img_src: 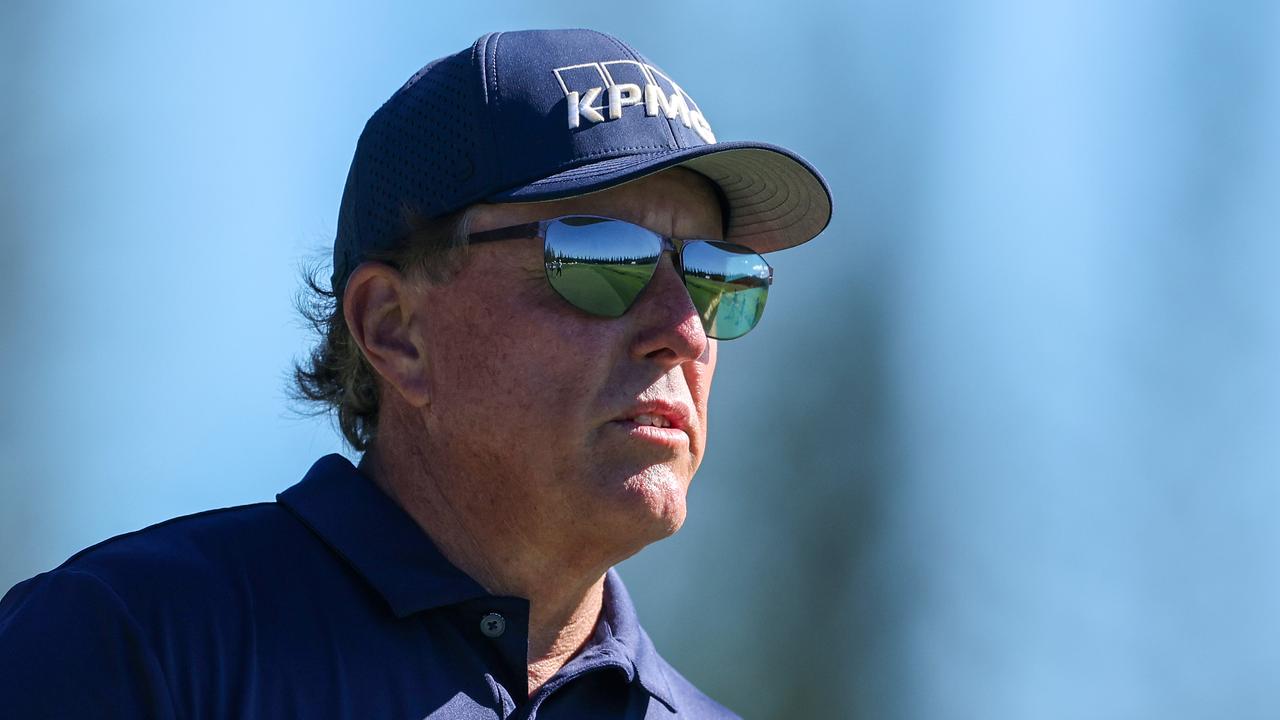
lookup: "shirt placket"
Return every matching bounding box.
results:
[456,597,531,717]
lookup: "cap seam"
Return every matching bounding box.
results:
[527,147,669,177]
[488,31,506,186]
[594,30,680,148]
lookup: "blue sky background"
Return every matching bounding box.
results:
[3,2,1278,717]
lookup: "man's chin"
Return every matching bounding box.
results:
[617,464,689,539]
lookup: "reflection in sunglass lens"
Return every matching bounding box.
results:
[542,217,773,340]
[544,218,660,317]
[681,241,771,340]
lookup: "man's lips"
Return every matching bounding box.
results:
[608,419,690,448]
[611,400,693,433]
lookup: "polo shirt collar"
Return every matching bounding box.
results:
[277,453,491,616]
[601,569,680,712]
[278,454,679,712]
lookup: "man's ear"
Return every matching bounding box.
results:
[342,262,431,407]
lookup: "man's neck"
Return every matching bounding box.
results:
[523,579,605,695]
[358,446,610,696]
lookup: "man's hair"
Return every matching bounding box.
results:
[292,208,475,451]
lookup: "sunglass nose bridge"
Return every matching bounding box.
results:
[659,236,685,274]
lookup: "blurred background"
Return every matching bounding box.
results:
[3,1,1278,718]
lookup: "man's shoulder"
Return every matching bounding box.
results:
[3,501,320,620]
[659,662,742,719]
[604,570,742,719]
[64,501,299,579]
[0,501,334,717]
[639,628,742,719]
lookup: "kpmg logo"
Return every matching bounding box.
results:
[552,60,716,144]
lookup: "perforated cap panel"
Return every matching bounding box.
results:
[333,49,489,289]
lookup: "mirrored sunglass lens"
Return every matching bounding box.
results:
[544,217,661,317]
[681,241,772,340]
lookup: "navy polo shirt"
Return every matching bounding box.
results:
[0,454,738,719]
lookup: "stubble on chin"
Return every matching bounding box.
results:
[618,463,690,540]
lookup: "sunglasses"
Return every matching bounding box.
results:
[467,215,774,340]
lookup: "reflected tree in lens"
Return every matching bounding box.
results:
[682,241,772,339]
[545,217,661,316]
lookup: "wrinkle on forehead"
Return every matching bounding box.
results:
[467,167,724,241]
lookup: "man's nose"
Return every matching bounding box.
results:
[627,253,709,366]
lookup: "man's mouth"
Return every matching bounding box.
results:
[631,413,672,429]
[613,401,691,433]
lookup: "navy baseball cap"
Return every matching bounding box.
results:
[332,28,833,291]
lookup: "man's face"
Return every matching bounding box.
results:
[405,167,721,561]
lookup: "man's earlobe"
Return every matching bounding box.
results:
[343,263,432,407]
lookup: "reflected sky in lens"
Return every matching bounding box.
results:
[682,241,772,285]
[545,217,661,266]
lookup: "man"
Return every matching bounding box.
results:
[0,29,830,718]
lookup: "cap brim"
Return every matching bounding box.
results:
[485,141,832,254]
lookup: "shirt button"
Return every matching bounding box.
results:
[480,612,506,638]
